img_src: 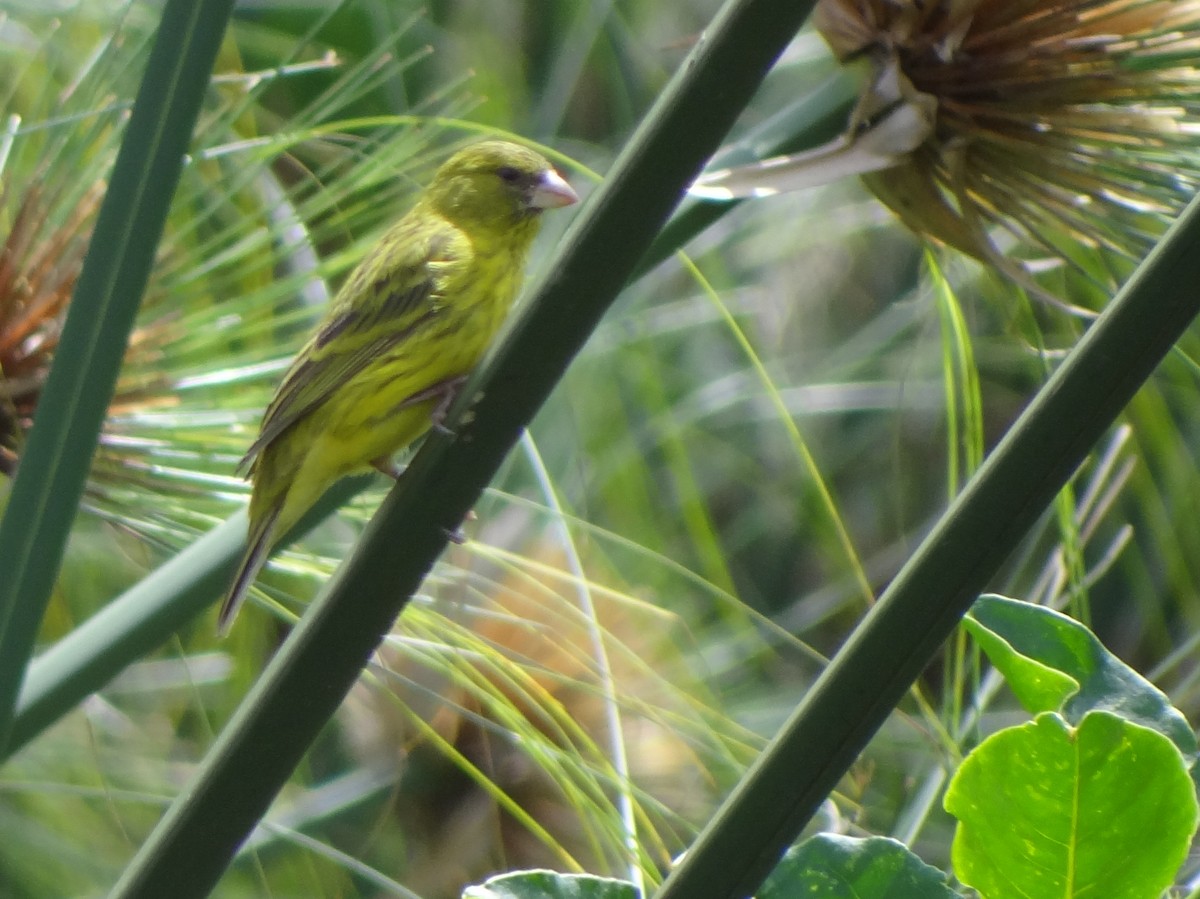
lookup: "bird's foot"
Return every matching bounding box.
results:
[372,458,404,480]
[428,375,469,435]
[395,375,469,437]
[443,510,478,545]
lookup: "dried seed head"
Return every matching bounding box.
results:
[696,0,1200,268]
[825,0,1200,260]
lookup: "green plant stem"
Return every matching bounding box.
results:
[109,0,819,895]
[0,0,235,754]
[4,478,366,760]
[655,191,1200,899]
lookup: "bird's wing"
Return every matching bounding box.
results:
[240,224,451,471]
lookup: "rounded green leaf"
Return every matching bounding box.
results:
[946,710,1198,899]
[962,601,1078,713]
[966,595,1197,759]
[463,870,639,899]
[760,834,956,898]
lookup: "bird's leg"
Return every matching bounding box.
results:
[442,510,478,545]
[372,458,403,480]
[397,375,469,436]
[375,377,470,480]
[427,375,468,435]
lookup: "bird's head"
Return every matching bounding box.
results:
[425,140,578,234]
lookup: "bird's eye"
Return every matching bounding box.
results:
[495,166,523,184]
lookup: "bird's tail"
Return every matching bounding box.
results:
[218,506,280,636]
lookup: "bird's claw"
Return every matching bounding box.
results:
[372,458,403,480]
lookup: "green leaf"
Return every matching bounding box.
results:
[759,834,957,899]
[946,710,1198,899]
[462,870,638,899]
[965,594,1197,758]
[963,611,1078,713]
[0,0,236,751]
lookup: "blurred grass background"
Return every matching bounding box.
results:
[3,0,1200,895]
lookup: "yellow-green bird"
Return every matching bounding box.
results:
[219,140,578,633]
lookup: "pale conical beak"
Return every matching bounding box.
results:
[530,169,578,209]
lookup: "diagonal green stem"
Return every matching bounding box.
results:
[654,190,1200,899]
[0,0,235,753]
[108,0,819,895]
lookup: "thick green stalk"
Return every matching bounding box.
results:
[109,0,819,895]
[0,0,235,753]
[655,191,1200,898]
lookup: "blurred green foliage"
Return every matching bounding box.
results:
[3,0,1200,896]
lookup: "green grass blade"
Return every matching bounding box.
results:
[654,191,1200,899]
[5,514,244,756]
[0,0,236,752]
[3,477,366,759]
[108,0,819,895]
